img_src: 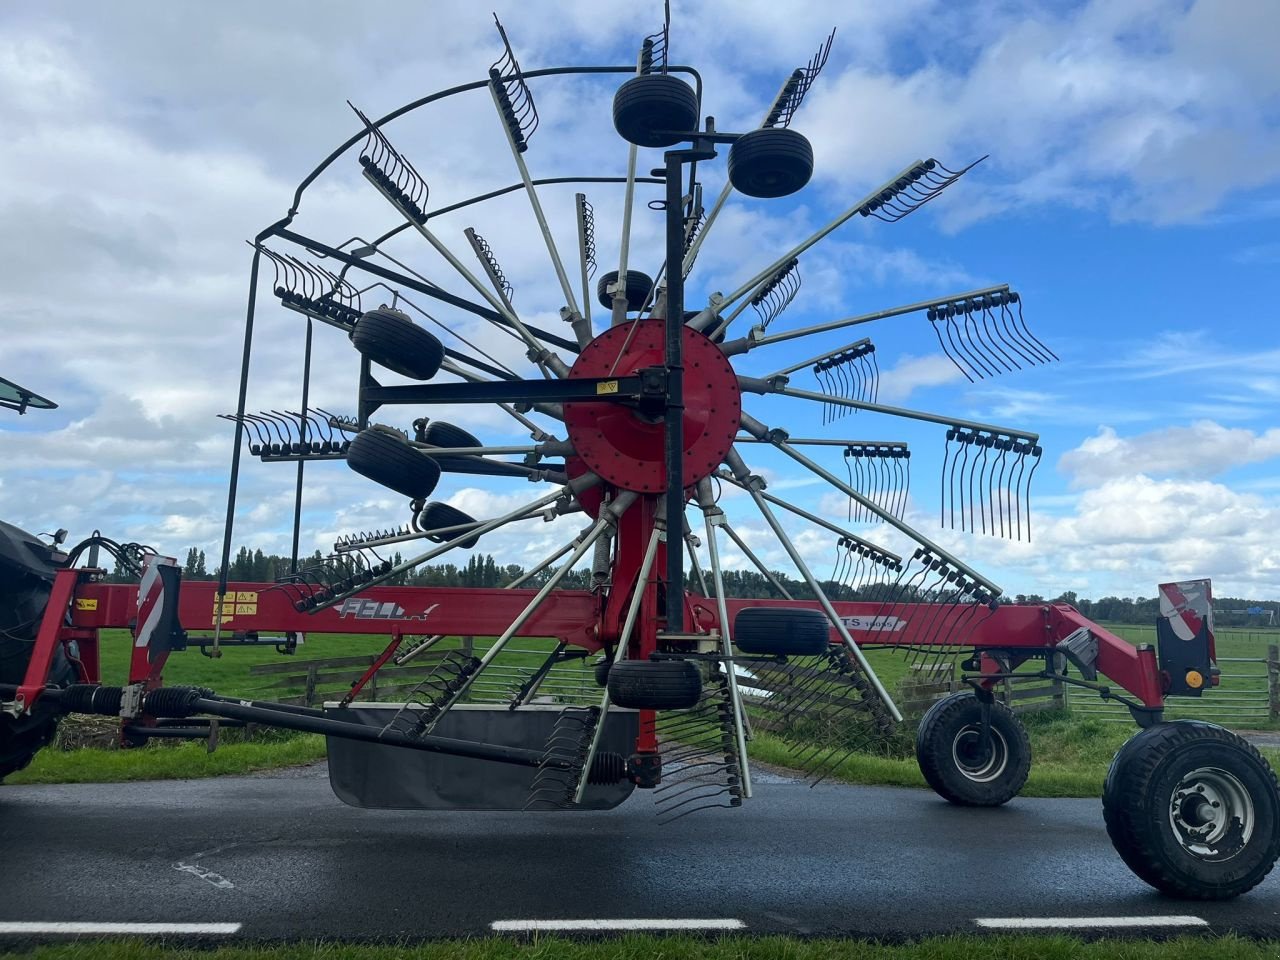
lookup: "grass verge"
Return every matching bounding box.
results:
[2,934,1278,960]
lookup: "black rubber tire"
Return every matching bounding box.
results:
[0,640,75,783]
[352,307,444,381]
[728,128,814,198]
[612,74,699,148]
[916,692,1031,806]
[1103,721,1280,900]
[423,421,481,450]
[346,427,441,499]
[417,502,480,549]
[608,660,702,710]
[594,657,612,688]
[734,607,831,656]
[596,270,654,312]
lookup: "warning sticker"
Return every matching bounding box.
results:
[75,598,98,611]
[595,380,619,395]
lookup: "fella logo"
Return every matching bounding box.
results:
[337,599,440,621]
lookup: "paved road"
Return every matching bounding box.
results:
[1,764,1277,942]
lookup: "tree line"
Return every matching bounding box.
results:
[118,548,1277,628]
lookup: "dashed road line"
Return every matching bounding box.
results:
[491,918,746,932]
[0,922,242,936]
[976,916,1207,930]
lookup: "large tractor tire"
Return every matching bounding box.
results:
[0,520,73,782]
[1103,720,1280,900]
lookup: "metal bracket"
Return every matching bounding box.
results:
[1056,627,1099,681]
[119,684,145,720]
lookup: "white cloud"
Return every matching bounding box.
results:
[1060,422,1280,487]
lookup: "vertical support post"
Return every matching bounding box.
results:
[290,317,314,574]
[663,151,685,631]
[1269,644,1279,722]
[215,246,263,658]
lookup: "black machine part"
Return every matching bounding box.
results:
[1157,617,1216,698]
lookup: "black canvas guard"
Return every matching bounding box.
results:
[324,703,638,810]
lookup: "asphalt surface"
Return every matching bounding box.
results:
[1,762,1278,942]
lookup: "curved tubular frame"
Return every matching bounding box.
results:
[219,65,704,607]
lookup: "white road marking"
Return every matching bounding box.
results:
[174,861,235,889]
[0,923,242,936]
[491,918,746,932]
[976,916,1207,930]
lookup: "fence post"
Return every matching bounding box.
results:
[370,655,379,703]
[304,664,318,707]
[461,636,474,656]
[1269,644,1278,722]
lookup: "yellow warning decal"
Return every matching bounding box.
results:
[595,380,619,395]
[235,603,257,615]
[214,591,258,611]
[211,614,234,626]
[75,598,98,611]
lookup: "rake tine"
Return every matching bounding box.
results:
[976,300,1020,372]
[999,295,1049,364]
[844,448,855,522]
[957,306,998,379]
[948,307,990,380]
[988,297,1037,367]
[950,434,967,531]
[1014,293,1059,362]
[929,309,974,383]
[1025,443,1042,541]
[1011,443,1027,541]
[966,300,1014,374]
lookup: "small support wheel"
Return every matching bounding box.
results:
[916,691,1031,806]
[612,74,699,148]
[1103,721,1280,900]
[728,128,814,198]
[352,307,444,381]
[596,270,653,312]
[733,606,831,656]
[423,421,481,450]
[607,659,702,710]
[346,427,441,500]
[416,502,480,549]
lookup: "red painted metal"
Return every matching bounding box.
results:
[17,568,81,710]
[563,321,741,494]
[54,581,1167,710]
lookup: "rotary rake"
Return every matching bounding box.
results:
[3,10,1278,904]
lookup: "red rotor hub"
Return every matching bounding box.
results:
[563,320,741,495]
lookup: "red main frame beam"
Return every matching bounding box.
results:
[54,579,1167,709]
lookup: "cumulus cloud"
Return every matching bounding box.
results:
[1060,422,1280,487]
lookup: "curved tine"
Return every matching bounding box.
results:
[966,302,1012,375]
[270,409,305,441]
[930,314,973,384]
[979,302,1022,371]
[1016,296,1059,362]
[979,439,994,536]
[939,434,951,530]
[243,413,281,447]
[844,449,856,523]
[218,413,262,449]
[869,450,884,516]
[996,442,1012,539]
[292,409,330,445]
[1002,299,1050,364]
[1011,444,1028,541]
[849,449,864,521]
[283,254,317,301]
[968,300,1014,374]
[854,352,870,405]
[815,365,832,425]
[968,438,984,535]
[999,444,1015,541]
[951,436,968,532]
[845,353,862,409]
[1024,445,1043,541]
[943,313,980,382]
[970,440,985,536]
[260,410,298,445]
[991,299,1037,366]
[958,307,998,379]
[977,442,998,537]
[259,246,288,293]
[312,262,345,301]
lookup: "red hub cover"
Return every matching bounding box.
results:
[563,320,741,495]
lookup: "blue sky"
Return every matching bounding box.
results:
[1,0,1277,602]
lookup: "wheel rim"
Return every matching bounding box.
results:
[1168,766,1255,860]
[951,724,1009,783]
